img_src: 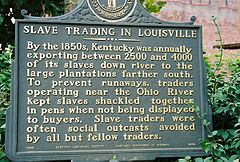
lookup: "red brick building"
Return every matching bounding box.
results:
[154,0,240,55]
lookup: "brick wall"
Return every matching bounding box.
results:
[167,0,238,10]
[154,0,240,55]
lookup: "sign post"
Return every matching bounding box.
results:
[6,0,210,161]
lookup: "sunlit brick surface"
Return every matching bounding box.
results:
[155,0,240,55]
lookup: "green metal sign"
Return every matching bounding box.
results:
[6,0,210,161]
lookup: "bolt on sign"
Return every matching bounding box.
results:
[6,0,210,161]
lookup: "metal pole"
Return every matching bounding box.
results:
[209,0,211,5]
[190,0,192,4]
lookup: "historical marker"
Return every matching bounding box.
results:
[6,0,210,161]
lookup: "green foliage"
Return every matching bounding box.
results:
[0,45,13,161]
[139,0,166,14]
[201,53,240,158]
[0,0,65,49]
[181,16,240,162]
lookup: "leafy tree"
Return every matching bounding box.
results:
[0,0,65,49]
[140,0,166,14]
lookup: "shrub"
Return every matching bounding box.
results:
[178,16,240,162]
[0,45,13,161]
